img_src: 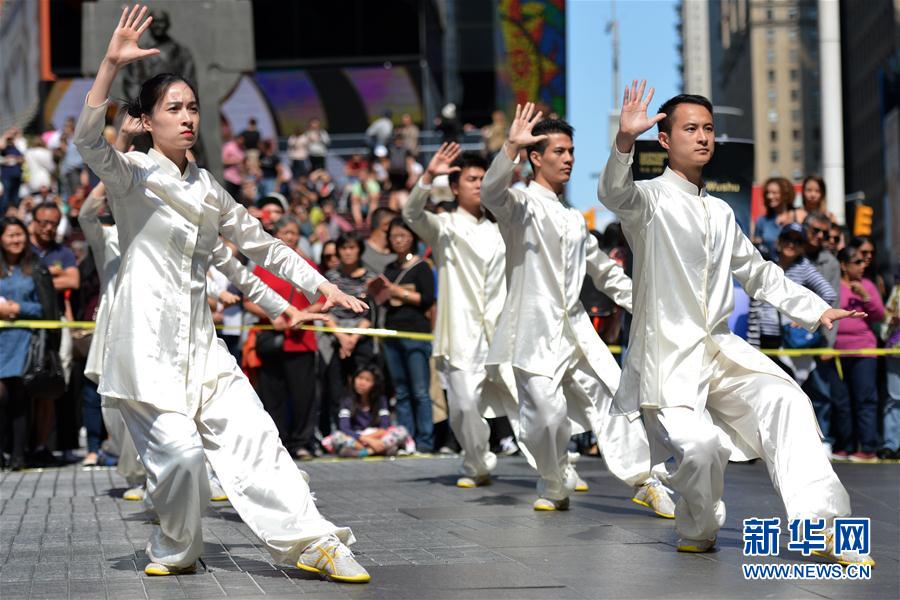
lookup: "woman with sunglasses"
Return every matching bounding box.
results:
[318,233,375,437]
[848,236,887,299]
[832,247,885,462]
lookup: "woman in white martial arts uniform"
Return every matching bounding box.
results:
[480,103,674,515]
[599,80,873,566]
[402,143,524,488]
[81,118,294,502]
[81,179,307,503]
[74,6,370,582]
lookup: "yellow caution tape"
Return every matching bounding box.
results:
[0,320,99,329]
[0,319,435,341]
[588,345,900,357]
[2,321,899,355]
[759,347,900,357]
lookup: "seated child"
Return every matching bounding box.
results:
[322,365,410,457]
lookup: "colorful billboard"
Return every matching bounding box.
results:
[496,0,566,117]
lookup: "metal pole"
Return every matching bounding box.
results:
[442,0,459,106]
[419,0,436,128]
[818,0,846,224]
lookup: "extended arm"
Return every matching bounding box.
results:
[215,182,365,314]
[480,150,520,223]
[210,240,289,320]
[75,5,158,197]
[585,232,633,313]
[598,80,664,226]
[481,103,545,222]
[403,142,458,244]
[402,181,443,244]
[730,216,861,331]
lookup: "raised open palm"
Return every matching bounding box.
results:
[619,80,665,139]
[104,5,159,67]
[507,103,547,148]
[426,142,462,177]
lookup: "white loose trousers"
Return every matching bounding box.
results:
[101,403,145,488]
[118,342,352,568]
[642,348,850,541]
[514,349,653,501]
[445,366,497,478]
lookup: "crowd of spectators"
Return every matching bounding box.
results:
[747,175,899,461]
[0,113,898,472]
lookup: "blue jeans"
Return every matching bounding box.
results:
[832,357,879,453]
[383,338,433,452]
[802,358,844,445]
[257,177,276,199]
[1,175,21,214]
[884,357,900,451]
[81,378,103,453]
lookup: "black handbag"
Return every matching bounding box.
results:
[255,329,285,359]
[22,329,66,400]
[255,289,293,359]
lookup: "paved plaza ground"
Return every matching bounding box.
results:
[1,454,897,599]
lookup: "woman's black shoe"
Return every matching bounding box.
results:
[876,447,895,460]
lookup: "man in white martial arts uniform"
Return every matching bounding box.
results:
[599,80,874,566]
[481,103,674,514]
[403,143,526,488]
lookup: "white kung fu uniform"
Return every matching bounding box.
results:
[481,149,656,501]
[403,178,524,478]
[74,98,352,569]
[82,189,290,489]
[78,191,132,473]
[598,145,851,542]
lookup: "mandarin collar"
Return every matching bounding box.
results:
[455,207,485,225]
[659,167,707,197]
[527,180,564,203]
[148,148,196,181]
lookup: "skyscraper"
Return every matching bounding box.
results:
[708,0,822,183]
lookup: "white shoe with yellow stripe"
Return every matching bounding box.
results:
[811,529,876,567]
[296,535,370,583]
[632,479,675,519]
[144,562,197,576]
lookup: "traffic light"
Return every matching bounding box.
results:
[853,205,873,237]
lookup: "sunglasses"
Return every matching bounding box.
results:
[828,235,841,243]
[808,226,829,237]
[322,253,337,260]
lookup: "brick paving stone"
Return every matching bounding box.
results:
[1,457,897,599]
